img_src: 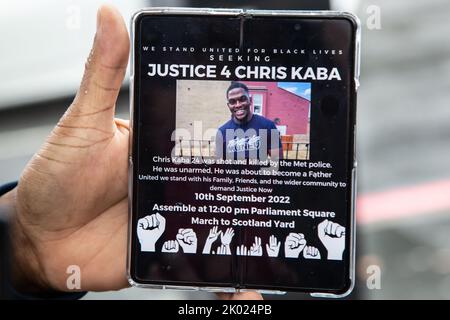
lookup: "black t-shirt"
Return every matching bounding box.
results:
[216,114,282,160]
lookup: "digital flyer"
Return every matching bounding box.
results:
[130,11,358,294]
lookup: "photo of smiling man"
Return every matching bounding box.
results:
[215,81,283,160]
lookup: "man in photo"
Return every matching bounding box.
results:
[216,81,282,160]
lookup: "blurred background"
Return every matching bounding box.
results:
[1,0,450,300]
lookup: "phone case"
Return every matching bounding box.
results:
[127,7,360,298]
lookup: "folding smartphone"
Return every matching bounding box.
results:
[128,8,360,297]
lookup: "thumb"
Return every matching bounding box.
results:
[60,5,129,135]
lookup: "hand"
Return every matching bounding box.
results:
[249,237,263,257]
[202,226,221,254]
[284,233,307,258]
[318,219,346,260]
[207,226,221,242]
[236,245,248,256]
[176,228,198,254]
[137,213,166,252]
[8,5,130,292]
[302,246,321,260]
[216,244,231,255]
[265,235,281,257]
[220,227,234,246]
[162,240,179,253]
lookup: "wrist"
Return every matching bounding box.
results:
[1,188,51,293]
[140,242,156,252]
[327,251,344,260]
[202,242,212,254]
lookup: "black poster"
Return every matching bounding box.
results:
[129,9,359,296]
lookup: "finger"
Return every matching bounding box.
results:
[61,5,130,137]
[325,221,333,235]
[216,292,263,301]
[181,228,194,236]
[144,217,152,229]
[272,236,278,246]
[156,213,165,229]
[337,226,346,237]
[287,240,296,248]
[290,233,302,241]
[330,222,338,236]
[185,236,196,244]
[289,233,303,242]
[150,215,157,227]
[185,231,197,239]
[115,118,130,135]
[138,218,148,229]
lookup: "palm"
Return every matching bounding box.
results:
[17,119,130,291]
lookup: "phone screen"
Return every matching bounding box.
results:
[129,10,358,295]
